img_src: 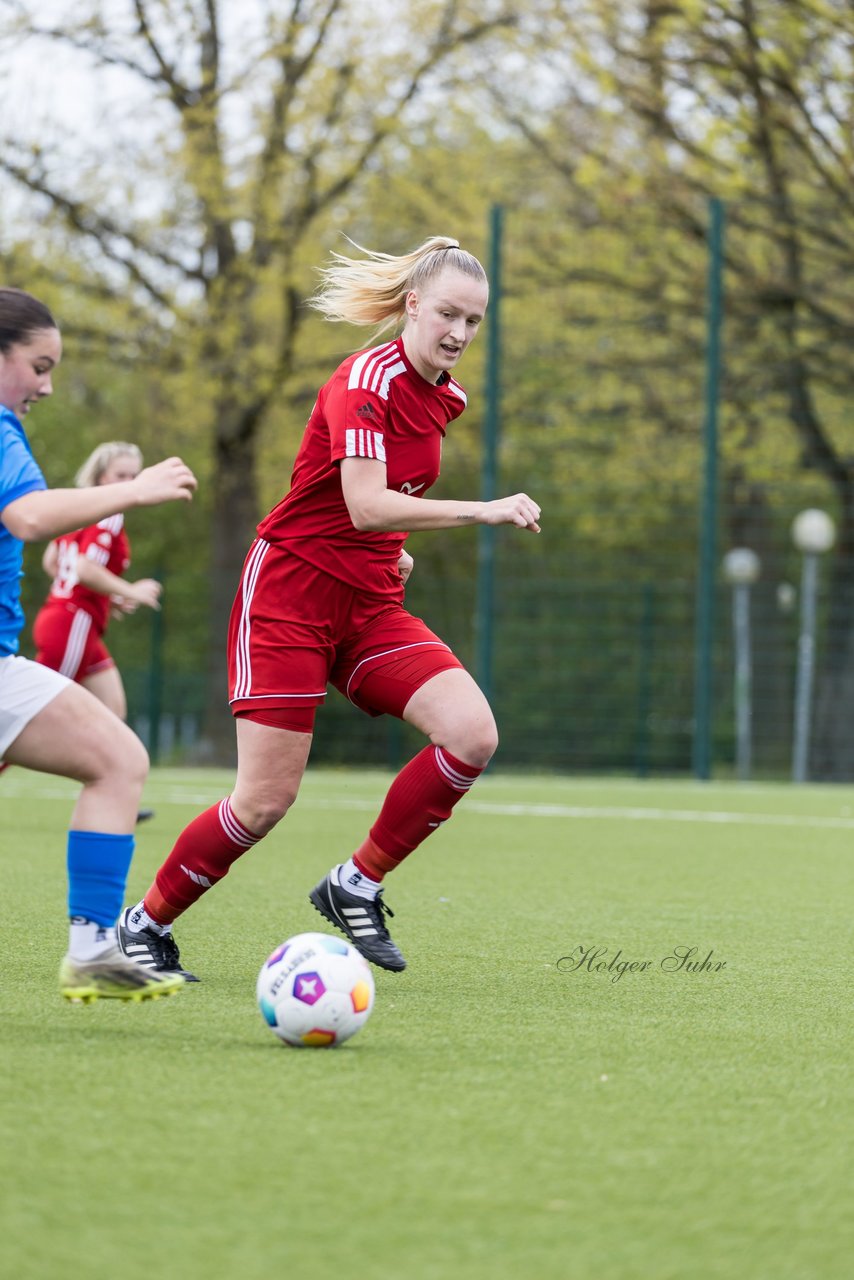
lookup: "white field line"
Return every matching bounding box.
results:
[465,802,854,830]
[5,780,854,831]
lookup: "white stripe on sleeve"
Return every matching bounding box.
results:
[345,428,386,461]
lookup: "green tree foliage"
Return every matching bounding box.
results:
[491,0,854,775]
[4,1,854,774]
[0,0,519,752]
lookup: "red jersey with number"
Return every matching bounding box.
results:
[257,338,468,600]
[43,515,130,633]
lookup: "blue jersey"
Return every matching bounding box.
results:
[0,406,47,655]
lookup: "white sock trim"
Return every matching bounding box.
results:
[337,859,382,899]
[124,902,170,936]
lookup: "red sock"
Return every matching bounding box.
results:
[353,745,483,880]
[146,798,261,923]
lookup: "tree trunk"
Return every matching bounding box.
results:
[197,410,260,763]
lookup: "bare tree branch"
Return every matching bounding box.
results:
[132,0,188,104]
[0,151,204,301]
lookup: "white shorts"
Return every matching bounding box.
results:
[0,654,70,757]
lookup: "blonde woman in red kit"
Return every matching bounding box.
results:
[119,237,541,980]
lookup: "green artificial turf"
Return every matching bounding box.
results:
[1,767,852,1279]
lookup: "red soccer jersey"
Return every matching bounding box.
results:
[257,338,468,599]
[45,514,130,632]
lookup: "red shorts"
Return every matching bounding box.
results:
[228,540,464,730]
[32,603,114,682]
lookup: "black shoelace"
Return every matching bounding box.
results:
[368,892,395,937]
[153,932,181,969]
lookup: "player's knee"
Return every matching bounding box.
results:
[234,787,299,837]
[468,725,499,769]
[443,719,499,770]
[127,735,150,784]
[90,724,149,787]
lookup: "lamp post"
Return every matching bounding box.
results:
[722,548,760,781]
[791,508,835,783]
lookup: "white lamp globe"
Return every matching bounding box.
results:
[722,547,761,585]
[792,508,835,554]
[776,581,797,614]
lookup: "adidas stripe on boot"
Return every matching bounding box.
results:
[309,866,406,972]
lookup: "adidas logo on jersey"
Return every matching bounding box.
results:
[356,402,376,419]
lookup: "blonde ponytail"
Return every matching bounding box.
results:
[308,235,487,337]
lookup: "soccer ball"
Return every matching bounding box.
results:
[256,932,375,1048]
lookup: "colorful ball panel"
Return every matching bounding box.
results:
[256,931,376,1048]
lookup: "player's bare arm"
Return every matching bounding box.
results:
[341,458,541,534]
[41,540,58,577]
[2,456,197,542]
[75,558,163,610]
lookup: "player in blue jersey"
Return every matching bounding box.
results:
[0,286,197,1002]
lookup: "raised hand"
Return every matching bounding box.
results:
[125,577,163,610]
[131,457,197,506]
[480,493,541,533]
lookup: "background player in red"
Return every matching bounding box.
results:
[34,442,162,723]
[119,235,541,979]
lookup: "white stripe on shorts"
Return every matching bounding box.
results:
[232,538,271,701]
[344,640,453,705]
[58,608,93,679]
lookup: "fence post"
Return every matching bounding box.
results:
[634,583,655,778]
[475,204,503,706]
[148,570,164,764]
[692,196,725,780]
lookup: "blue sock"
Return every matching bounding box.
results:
[67,830,135,928]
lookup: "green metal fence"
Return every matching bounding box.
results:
[15,195,854,780]
[13,508,815,780]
